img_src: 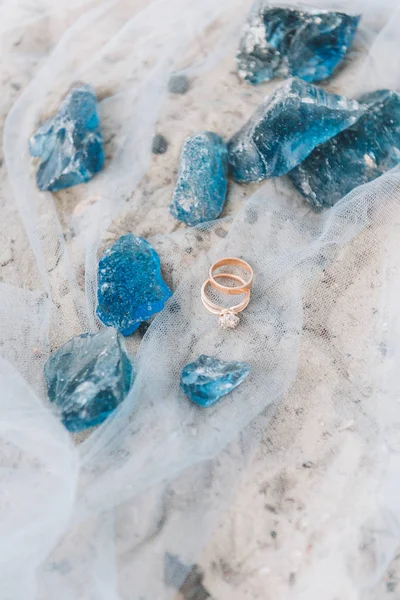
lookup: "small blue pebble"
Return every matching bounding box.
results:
[96,234,172,336]
[180,354,250,407]
[29,83,104,192]
[44,328,134,432]
[170,132,228,226]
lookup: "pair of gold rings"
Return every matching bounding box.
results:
[201,257,253,329]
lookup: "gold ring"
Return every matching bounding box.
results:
[201,273,250,330]
[209,257,253,295]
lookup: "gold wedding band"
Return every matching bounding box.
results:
[209,258,253,295]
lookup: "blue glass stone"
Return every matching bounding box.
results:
[29,83,104,192]
[228,77,363,183]
[170,132,228,226]
[237,5,360,85]
[96,234,172,336]
[180,354,250,407]
[288,89,400,209]
[44,328,134,432]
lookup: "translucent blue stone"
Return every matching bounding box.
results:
[44,328,134,432]
[170,132,228,226]
[96,234,172,336]
[180,354,250,407]
[288,89,400,209]
[29,83,104,192]
[228,77,363,183]
[237,5,360,85]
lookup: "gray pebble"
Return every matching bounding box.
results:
[168,74,190,95]
[152,134,168,155]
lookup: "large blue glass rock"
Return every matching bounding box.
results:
[29,83,104,192]
[288,89,400,209]
[180,354,250,407]
[170,132,228,226]
[97,234,172,336]
[228,77,363,183]
[44,328,134,432]
[237,5,360,85]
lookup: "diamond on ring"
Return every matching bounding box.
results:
[219,312,240,330]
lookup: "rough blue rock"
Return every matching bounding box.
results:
[180,354,250,407]
[44,328,134,432]
[228,77,363,183]
[288,89,400,209]
[237,5,360,85]
[29,83,104,191]
[97,234,172,335]
[170,132,228,226]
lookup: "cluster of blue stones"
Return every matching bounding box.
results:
[228,77,363,182]
[288,89,400,209]
[38,6,400,429]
